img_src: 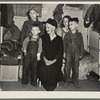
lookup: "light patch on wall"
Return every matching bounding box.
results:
[42,8,48,14]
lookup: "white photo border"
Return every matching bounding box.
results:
[0,1,100,99]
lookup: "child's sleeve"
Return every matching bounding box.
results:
[55,37,64,60]
[63,33,67,54]
[79,33,84,57]
[39,23,44,36]
[37,38,42,59]
[20,22,27,46]
[22,37,29,52]
[56,27,63,37]
[38,38,42,54]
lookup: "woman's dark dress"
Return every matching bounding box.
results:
[38,33,63,91]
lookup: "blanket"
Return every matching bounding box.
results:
[79,55,98,80]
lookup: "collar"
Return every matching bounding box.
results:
[30,18,38,22]
[69,29,78,34]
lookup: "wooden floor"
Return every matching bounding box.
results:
[0,79,100,91]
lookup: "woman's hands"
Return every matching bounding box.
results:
[43,57,57,66]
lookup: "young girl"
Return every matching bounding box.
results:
[56,15,71,39]
[22,23,42,87]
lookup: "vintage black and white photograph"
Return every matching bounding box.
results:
[0,2,100,93]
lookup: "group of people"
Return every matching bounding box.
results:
[20,7,84,91]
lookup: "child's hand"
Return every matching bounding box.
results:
[23,50,26,56]
[37,53,41,61]
[63,53,66,58]
[79,56,82,60]
[80,56,82,59]
[61,64,65,75]
[22,48,26,55]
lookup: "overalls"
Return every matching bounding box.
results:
[22,37,39,86]
[64,31,83,84]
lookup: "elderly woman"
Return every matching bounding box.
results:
[38,18,64,91]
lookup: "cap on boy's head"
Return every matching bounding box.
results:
[29,7,39,13]
[46,18,57,28]
[69,17,79,23]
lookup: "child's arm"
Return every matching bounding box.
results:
[20,22,27,46]
[61,33,68,71]
[37,38,42,61]
[79,33,84,58]
[22,37,29,55]
[56,27,63,37]
[55,37,64,60]
[63,33,68,58]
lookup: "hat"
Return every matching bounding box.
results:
[46,18,57,28]
[29,7,39,13]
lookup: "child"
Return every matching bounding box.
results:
[21,23,42,87]
[63,18,84,88]
[20,7,43,46]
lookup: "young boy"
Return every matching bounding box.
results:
[21,23,42,87]
[20,7,43,46]
[63,18,84,88]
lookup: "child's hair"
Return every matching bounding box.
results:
[27,7,39,19]
[69,17,79,23]
[31,23,40,30]
[60,15,71,28]
[30,23,40,36]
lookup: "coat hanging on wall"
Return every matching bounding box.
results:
[1,4,14,28]
[84,4,100,33]
[53,4,64,25]
[82,4,92,19]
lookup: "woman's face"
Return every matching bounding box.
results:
[29,10,38,20]
[46,23,55,34]
[63,18,69,27]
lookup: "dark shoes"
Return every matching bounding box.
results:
[70,80,81,88]
[22,84,27,87]
[30,82,38,87]
[63,81,81,88]
[73,83,81,88]
[63,82,69,88]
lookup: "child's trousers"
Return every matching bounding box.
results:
[22,54,37,85]
[64,51,79,84]
[22,41,38,86]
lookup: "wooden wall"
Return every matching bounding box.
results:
[14,4,89,51]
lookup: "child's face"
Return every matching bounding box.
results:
[63,18,69,27]
[29,10,39,20]
[31,27,40,36]
[69,21,78,31]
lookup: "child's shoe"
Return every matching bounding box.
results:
[73,83,81,88]
[22,84,27,87]
[63,82,69,88]
[30,82,38,88]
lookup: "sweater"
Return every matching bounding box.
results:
[64,30,84,57]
